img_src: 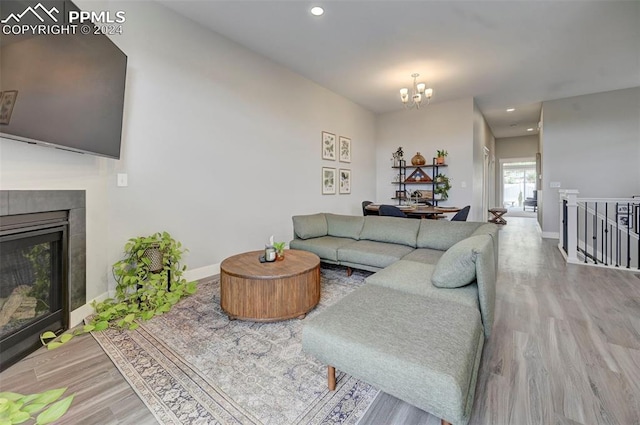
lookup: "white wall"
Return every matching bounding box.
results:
[375,98,476,217]
[541,87,640,236]
[495,135,539,159]
[473,102,496,218]
[0,0,377,300]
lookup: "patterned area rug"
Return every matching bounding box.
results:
[92,265,379,425]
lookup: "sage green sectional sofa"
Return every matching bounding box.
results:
[290,213,498,425]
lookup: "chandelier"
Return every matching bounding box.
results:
[399,73,433,110]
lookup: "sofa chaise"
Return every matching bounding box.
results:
[290,213,498,425]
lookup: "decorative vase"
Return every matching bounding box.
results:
[265,246,276,262]
[276,251,285,261]
[411,152,426,166]
[143,244,164,272]
[436,156,445,165]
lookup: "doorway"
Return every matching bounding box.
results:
[500,158,537,217]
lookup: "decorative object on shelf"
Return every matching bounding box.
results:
[392,146,404,167]
[436,149,448,165]
[399,73,433,110]
[0,90,18,125]
[322,167,336,194]
[339,169,351,194]
[322,131,336,160]
[339,136,351,163]
[411,152,426,166]
[273,241,286,261]
[405,167,432,183]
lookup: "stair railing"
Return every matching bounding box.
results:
[559,190,639,270]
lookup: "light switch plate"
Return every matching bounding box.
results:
[550,181,561,188]
[117,173,128,187]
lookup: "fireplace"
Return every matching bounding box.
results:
[0,190,85,371]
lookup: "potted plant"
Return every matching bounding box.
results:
[41,232,196,349]
[434,175,451,200]
[0,388,74,424]
[436,149,448,165]
[273,241,286,261]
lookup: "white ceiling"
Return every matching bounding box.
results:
[159,0,640,139]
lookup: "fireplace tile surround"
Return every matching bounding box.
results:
[1,190,86,311]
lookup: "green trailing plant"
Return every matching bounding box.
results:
[434,175,452,200]
[272,242,285,255]
[0,388,74,425]
[41,232,197,350]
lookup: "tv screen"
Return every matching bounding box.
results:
[0,0,127,159]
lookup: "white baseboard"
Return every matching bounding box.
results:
[68,264,219,327]
[541,231,559,239]
[69,291,109,327]
[184,263,220,282]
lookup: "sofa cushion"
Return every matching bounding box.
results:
[292,213,328,240]
[289,236,355,262]
[337,240,414,269]
[417,220,483,250]
[432,235,491,288]
[302,284,484,425]
[325,214,364,240]
[401,248,445,265]
[366,260,479,309]
[359,216,420,247]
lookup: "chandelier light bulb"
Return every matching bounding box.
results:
[399,73,434,110]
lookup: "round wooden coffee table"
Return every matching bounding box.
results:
[220,249,321,322]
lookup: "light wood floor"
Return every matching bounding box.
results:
[2,217,639,424]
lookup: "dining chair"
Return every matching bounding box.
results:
[362,201,376,216]
[379,205,407,218]
[451,205,471,221]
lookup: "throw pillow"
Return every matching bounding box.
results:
[325,214,364,239]
[292,213,328,239]
[431,235,489,288]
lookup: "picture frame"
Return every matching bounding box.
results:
[322,167,336,194]
[339,136,351,163]
[0,90,18,125]
[322,131,336,160]
[617,213,631,229]
[339,169,351,194]
[617,205,630,214]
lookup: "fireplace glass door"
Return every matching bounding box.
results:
[0,224,67,370]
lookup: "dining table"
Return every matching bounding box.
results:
[365,204,461,219]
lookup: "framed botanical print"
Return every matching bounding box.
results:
[322,131,336,160]
[339,169,351,194]
[0,90,18,125]
[339,136,351,163]
[322,167,336,194]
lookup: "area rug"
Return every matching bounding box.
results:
[91,265,379,425]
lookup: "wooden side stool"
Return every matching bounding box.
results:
[488,208,507,225]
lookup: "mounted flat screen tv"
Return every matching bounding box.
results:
[0,0,127,159]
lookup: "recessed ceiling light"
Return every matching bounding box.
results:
[311,6,324,16]
[506,108,515,112]
[527,128,534,132]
